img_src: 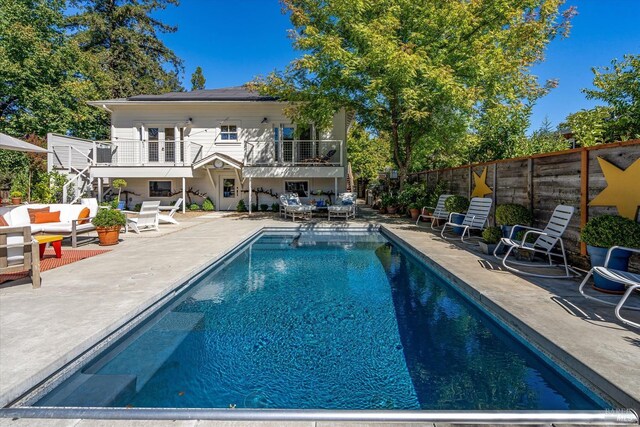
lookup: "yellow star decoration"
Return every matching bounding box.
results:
[589,157,640,220]
[471,167,493,198]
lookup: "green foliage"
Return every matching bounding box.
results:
[31,171,67,203]
[398,182,427,209]
[347,122,391,182]
[425,181,448,208]
[251,0,572,184]
[112,179,127,189]
[110,199,120,209]
[236,199,247,212]
[380,193,398,208]
[92,208,126,227]
[271,202,279,212]
[563,107,610,147]
[134,203,142,212]
[189,203,200,211]
[495,204,533,226]
[482,226,502,244]
[515,117,568,157]
[445,195,469,213]
[515,229,538,244]
[580,215,640,248]
[0,0,107,138]
[582,54,640,142]
[191,66,206,91]
[260,204,269,212]
[9,170,29,199]
[10,190,23,198]
[202,198,214,211]
[67,0,184,100]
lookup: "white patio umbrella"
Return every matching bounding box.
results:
[0,132,48,153]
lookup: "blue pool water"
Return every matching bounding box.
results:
[35,232,608,410]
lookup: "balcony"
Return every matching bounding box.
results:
[93,139,204,166]
[244,140,343,166]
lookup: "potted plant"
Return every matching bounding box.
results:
[408,202,421,221]
[496,203,533,237]
[580,215,640,294]
[112,178,127,208]
[92,208,126,246]
[444,195,469,235]
[385,194,399,214]
[10,191,23,205]
[479,226,502,255]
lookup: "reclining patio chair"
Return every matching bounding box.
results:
[279,194,313,221]
[416,194,453,229]
[0,226,40,288]
[158,198,183,225]
[328,193,356,220]
[578,246,640,329]
[440,197,492,242]
[494,205,574,279]
[302,149,337,165]
[126,201,160,234]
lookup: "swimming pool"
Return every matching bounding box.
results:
[20,229,611,413]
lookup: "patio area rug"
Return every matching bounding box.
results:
[0,248,111,284]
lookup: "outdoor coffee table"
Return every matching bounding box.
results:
[34,234,63,259]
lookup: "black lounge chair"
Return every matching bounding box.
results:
[302,149,337,164]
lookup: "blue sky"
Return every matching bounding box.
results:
[155,0,640,133]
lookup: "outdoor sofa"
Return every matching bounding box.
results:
[0,203,97,248]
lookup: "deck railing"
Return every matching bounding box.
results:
[93,139,202,166]
[245,140,343,166]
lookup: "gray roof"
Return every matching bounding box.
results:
[127,86,277,102]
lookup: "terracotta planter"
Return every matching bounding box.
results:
[379,207,387,214]
[386,206,398,214]
[96,226,121,246]
[11,197,22,205]
[409,208,420,221]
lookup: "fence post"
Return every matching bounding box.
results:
[492,162,497,226]
[527,158,534,214]
[467,166,472,198]
[580,148,589,256]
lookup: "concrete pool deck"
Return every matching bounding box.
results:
[0,207,639,426]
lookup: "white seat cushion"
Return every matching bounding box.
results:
[39,222,95,233]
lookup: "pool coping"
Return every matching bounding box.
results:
[1,221,639,424]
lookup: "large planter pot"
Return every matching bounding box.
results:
[478,241,498,255]
[96,226,121,246]
[11,197,22,205]
[386,206,398,214]
[587,245,632,294]
[409,208,420,221]
[451,214,465,235]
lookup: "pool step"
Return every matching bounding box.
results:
[36,373,136,407]
[83,311,204,393]
[251,234,298,250]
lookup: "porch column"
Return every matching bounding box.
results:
[334,177,338,203]
[182,177,186,213]
[97,178,103,202]
[248,177,252,214]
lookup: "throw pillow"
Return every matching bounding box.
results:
[34,211,61,224]
[77,207,90,225]
[341,200,353,206]
[27,207,50,223]
[0,216,8,226]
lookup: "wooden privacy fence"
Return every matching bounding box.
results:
[411,139,640,262]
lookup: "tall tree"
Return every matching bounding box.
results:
[251,0,574,186]
[191,66,206,90]
[0,0,106,138]
[67,0,184,98]
[582,54,640,142]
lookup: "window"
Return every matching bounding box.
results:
[284,181,309,198]
[149,181,172,197]
[220,125,238,141]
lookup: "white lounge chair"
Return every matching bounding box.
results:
[0,226,40,288]
[578,246,640,329]
[158,198,183,225]
[440,197,492,242]
[328,193,356,220]
[126,201,160,234]
[494,205,575,279]
[279,194,313,221]
[416,194,452,229]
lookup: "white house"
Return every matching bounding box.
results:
[48,87,354,211]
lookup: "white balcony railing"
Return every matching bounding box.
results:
[93,140,203,166]
[245,140,343,167]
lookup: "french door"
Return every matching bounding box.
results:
[146,126,180,163]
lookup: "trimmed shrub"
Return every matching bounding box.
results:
[482,226,502,244]
[189,203,200,211]
[580,215,640,248]
[236,200,247,212]
[260,204,269,211]
[444,195,469,213]
[202,199,215,211]
[92,208,126,227]
[271,202,279,212]
[495,204,532,226]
